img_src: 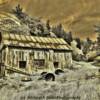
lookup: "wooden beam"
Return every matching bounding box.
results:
[5,65,31,76]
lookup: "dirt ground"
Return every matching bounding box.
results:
[0,61,100,100]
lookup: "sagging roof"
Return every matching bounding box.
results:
[0,33,72,51]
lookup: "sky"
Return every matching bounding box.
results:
[0,0,100,40]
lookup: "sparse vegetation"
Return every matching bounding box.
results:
[0,61,100,100]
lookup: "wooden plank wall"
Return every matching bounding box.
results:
[2,48,72,74]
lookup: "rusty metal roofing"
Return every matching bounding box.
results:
[0,33,72,51]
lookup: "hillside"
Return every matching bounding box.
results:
[4,0,100,40]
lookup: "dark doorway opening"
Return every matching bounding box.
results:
[19,61,26,69]
[54,62,59,68]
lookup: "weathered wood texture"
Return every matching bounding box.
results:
[0,47,72,75]
[0,33,72,75]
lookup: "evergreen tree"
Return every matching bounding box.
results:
[94,25,100,49]
[97,33,100,50]
[46,20,51,31]
[75,37,81,49]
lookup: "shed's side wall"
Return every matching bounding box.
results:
[2,48,72,74]
[7,48,33,73]
[53,51,72,69]
[6,48,51,73]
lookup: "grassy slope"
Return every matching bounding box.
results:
[0,61,100,100]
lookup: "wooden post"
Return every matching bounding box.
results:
[27,52,32,74]
[5,47,9,76]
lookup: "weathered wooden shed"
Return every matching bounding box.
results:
[0,33,72,76]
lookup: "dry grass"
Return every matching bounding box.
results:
[0,61,100,100]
